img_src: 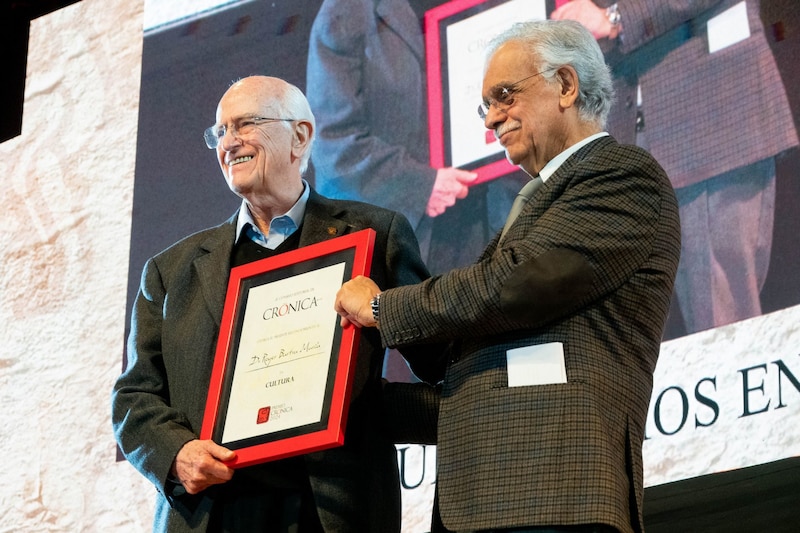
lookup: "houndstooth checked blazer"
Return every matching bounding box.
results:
[383,136,681,533]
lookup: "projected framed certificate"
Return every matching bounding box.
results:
[425,0,551,184]
[200,229,375,468]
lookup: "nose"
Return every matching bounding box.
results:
[219,127,242,151]
[483,102,506,131]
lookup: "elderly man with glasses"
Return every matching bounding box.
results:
[112,75,438,533]
[336,20,681,533]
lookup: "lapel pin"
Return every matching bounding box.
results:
[327,227,338,236]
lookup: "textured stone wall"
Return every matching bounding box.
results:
[0,1,154,530]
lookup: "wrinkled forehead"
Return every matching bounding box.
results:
[215,83,275,124]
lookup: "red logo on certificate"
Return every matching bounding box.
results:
[257,407,271,424]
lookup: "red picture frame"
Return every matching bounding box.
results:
[200,229,375,468]
[424,0,553,184]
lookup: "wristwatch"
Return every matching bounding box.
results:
[370,293,381,326]
[606,3,621,27]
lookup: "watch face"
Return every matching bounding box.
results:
[607,5,621,25]
[371,295,380,321]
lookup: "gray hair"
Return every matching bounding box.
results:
[485,19,614,127]
[273,81,316,175]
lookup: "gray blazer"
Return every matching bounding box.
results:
[384,137,681,533]
[112,189,431,532]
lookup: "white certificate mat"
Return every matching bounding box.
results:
[221,263,345,444]
[200,229,375,469]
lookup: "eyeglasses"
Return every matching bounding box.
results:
[477,67,555,120]
[204,116,295,149]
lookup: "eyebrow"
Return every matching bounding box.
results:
[483,81,516,101]
[213,114,263,126]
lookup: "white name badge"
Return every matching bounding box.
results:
[506,342,567,387]
[708,1,750,54]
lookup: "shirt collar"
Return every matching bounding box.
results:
[235,179,310,246]
[538,132,609,183]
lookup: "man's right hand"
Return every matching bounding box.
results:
[427,167,478,217]
[171,439,236,494]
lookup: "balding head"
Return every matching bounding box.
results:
[217,76,316,173]
[211,76,315,221]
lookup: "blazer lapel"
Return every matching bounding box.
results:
[193,213,238,327]
[193,192,363,324]
[479,136,617,260]
[522,136,616,215]
[298,190,357,247]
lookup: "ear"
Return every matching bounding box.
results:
[291,120,313,159]
[556,65,579,109]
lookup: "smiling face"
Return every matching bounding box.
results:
[213,78,306,206]
[481,41,581,175]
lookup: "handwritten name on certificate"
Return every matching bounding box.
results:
[221,262,346,444]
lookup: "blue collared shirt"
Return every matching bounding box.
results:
[235,180,310,249]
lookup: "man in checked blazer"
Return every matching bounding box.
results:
[112,76,437,532]
[336,20,681,533]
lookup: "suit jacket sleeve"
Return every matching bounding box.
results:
[378,141,676,347]
[376,205,431,289]
[112,216,234,514]
[371,199,451,384]
[112,257,198,499]
[320,197,443,442]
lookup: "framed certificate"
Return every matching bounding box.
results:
[425,0,551,184]
[200,229,375,468]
